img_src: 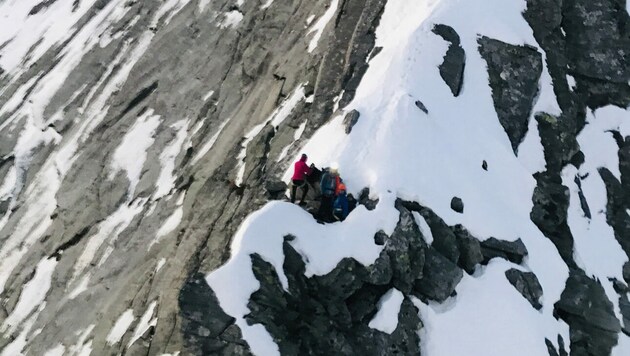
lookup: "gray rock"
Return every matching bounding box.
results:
[450,196,463,213]
[480,237,528,264]
[400,200,460,264]
[555,271,620,355]
[482,160,488,171]
[432,24,465,97]
[264,180,287,200]
[414,100,428,114]
[343,110,360,134]
[452,225,483,274]
[624,262,630,285]
[245,238,423,356]
[413,247,463,302]
[179,273,250,355]
[505,269,543,310]
[385,205,426,294]
[478,36,542,153]
[358,187,379,210]
[373,230,387,246]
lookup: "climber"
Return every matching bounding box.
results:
[333,183,349,221]
[318,163,340,222]
[290,153,312,205]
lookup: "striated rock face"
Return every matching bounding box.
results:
[0,0,388,354]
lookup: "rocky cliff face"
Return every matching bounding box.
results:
[1,0,630,355]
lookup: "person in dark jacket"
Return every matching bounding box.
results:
[291,154,312,204]
[333,183,349,221]
[318,165,339,221]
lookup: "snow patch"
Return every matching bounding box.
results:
[219,10,243,29]
[128,301,158,348]
[73,199,147,279]
[307,0,339,52]
[106,309,135,345]
[109,109,161,195]
[368,288,404,334]
[69,275,90,300]
[154,119,189,200]
[152,206,184,246]
[2,258,57,335]
[156,258,167,273]
[192,117,231,164]
[412,211,434,244]
[43,344,65,356]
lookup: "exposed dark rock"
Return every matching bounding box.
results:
[573,176,591,219]
[413,247,463,303]
[369,46,383,60]
[452,225,483,274]
[554,271,620,355]
[619,294,630,337]
[478,36,543,153]
[245,239,423,356]
[599,168,630,259]
[624,262,630,285]
[450,196,463,213]
[480,237,528,264]
[0,199,9,216]
[358,187,379,210]
[545,335,568,356]
[28,0,59,16]
[384,205,426,294]
[264,180,287,200]
[400,201,460,265]
[121,81,159,117]
[531,171,576,269]
[343,109,360,134]
[179,273,250,355]
[373,230,387,246]
[432,24,465,97]
[414,100,428,114]
[505,268,543,310]
[482,160,488,171]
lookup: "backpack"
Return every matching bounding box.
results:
[320,172,337,196]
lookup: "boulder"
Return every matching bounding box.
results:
[452,225,483,274]
[415,100,428,114]
[432,24,465,97]
[343,110,361,134]
[480,237,528,264]
[413,247,463,302]
[264,180,287,200]
[450,196,464,213]
[554,271,620,355]
[505,269,543,310]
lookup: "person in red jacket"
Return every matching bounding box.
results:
[291,154,312,205]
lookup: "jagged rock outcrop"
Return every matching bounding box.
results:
[179,273,250,355]
[505,269,543,310]
[245,236,422,355]
[480,237,528,265]
[478,36,542,153]
[433,24,465,97]
[555,271,621,355]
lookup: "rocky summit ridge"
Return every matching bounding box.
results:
[0,0,630,355]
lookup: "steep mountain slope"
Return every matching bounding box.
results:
[0,0,630,355]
